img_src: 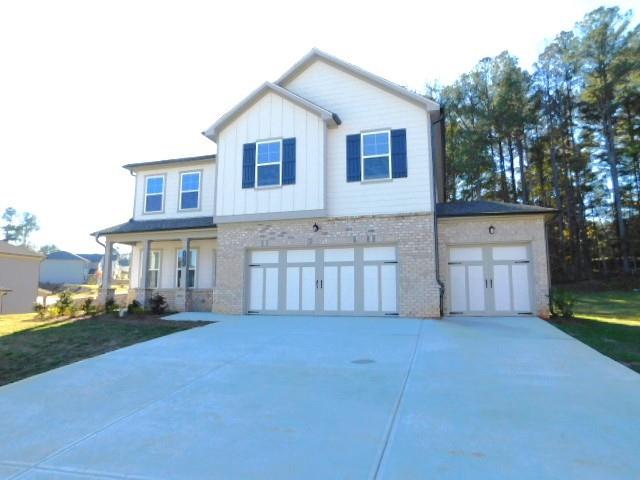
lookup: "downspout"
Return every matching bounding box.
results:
[431,107,446,317]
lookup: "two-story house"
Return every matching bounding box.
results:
[93,49,554,318]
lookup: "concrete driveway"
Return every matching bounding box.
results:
[1,315,639,479]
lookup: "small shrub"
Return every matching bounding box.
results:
[149,293,167,314]
[104,297,117,314]
[549,288,577,319]
[82,297,98,316]
[54,291,75,317]
[33,303,47,319]
[127,299,144,314]
[47,305,61,318]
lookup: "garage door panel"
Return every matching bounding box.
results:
[380,264,397,312]
[493,264,511,312]
[363,265,379,311]
[249,267,264,311]
[450,264,467,312]
[286,267,300,311]
[511,264,531,311]
[264,268,279,310]
[449,247,483,262]
[467,265,485,311]
[323,266,338,311]
[493,245,527,261]
[301,267,316,311]
[339,266,355,311]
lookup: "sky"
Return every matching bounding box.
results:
[1,0,637,254]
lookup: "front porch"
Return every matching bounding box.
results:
[95,222,217,312]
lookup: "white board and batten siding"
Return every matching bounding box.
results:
[215,92,325,218]
[282,60,434,217]
[132,163,216,221]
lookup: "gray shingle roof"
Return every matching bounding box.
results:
[123,154,216,171]
[436,200,556,218]
[77,254,103,263]
[93,217,216,236]
[46,251,90,261]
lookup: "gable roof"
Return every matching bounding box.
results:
[276,48,440,112]
[436,200,557,218]
[46,251,90,262]
[203,82,341,142]
[0,241,43,259]
[77,253,104,263]
[123,154,216,171]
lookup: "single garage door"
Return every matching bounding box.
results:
[448,244,533,315]
[247,246,398,315]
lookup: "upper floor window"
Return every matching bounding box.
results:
[256,140,281,187]
[144,175,165,213]
[361,131,391,180]
[179,171,201,210]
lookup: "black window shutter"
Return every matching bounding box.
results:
[346,134,361,182]
[391,129,407,178]
[282,138,296,185]
[242,143,256,188]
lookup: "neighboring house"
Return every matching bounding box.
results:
[39,251,90,285]
[93,49,554,317]
[78,253,104,276]
[0,241,43,314]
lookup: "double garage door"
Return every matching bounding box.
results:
[247,246,398,315]
[448,244,533,315]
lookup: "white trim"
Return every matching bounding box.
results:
[360,130,391,181]
[255,139,283,188]
[143,174,165,214]
[178,170,202,211]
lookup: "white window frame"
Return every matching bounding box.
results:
[144,175,165,214]
[255,139,283,188]
[175,248,198,288]
[147,250,161,289]
[360,130,391,181]
[179,170,202,211]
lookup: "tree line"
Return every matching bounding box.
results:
[429,6,639,283]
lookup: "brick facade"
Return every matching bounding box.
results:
[213,213,442,317]
[437,215,551,317]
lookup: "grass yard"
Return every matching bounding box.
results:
[550,289,640,373]
[0,313,207,387]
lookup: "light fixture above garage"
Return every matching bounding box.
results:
[489,226,496,235]
[312,223,320,232]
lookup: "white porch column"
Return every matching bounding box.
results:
[137,239,151,307]
[98,240,115,305]
[175,238,191,311]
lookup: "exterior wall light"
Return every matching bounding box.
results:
[488,226,496,235]
[312,223,320,232]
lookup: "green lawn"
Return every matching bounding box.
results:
[0,313,206,387]
[551,290,640,373]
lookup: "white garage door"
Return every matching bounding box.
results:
[247,246,398,315]
[448,244,533,315]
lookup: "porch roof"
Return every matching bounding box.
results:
[93,216,216,237]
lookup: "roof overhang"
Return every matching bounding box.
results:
[202,82,341,143]
[276,48,441,112]
[123,155,216,172]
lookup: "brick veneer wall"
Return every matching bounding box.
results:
[213,213,442,317]
[437,215,551,317]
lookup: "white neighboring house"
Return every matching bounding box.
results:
[93,49,555,317]
[39,251,90,285]
[0,241,43,314]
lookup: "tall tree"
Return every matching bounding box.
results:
[578,6,637,273]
